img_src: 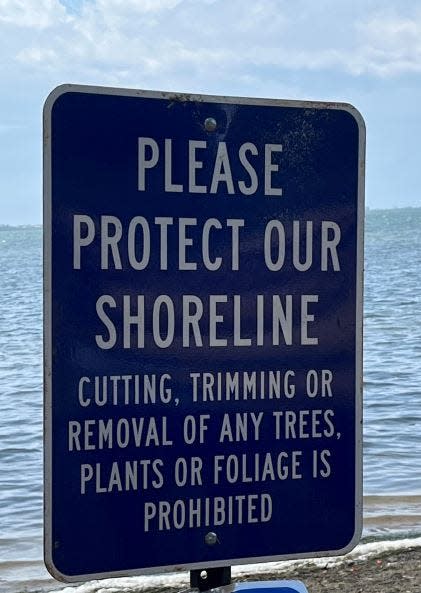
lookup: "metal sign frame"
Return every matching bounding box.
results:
[44,84,364,582]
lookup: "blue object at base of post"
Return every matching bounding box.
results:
[217,581,308,593]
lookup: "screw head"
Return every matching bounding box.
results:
[204,117,217,132]
[205,531,218,546]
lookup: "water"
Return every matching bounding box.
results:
[364,208,421,495]
[0,227,45,592]
[0,208,420,592]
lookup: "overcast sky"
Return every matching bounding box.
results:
[1,0,421,224]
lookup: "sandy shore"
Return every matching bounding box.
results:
[235,546,421,593]
[10,544,421,593]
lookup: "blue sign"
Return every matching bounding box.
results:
[224,582,308,593]
[44,85,364,581]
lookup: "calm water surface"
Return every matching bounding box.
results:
[0,207,420,592]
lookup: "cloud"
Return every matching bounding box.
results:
[0,122,25,133]
[353,12,421,76]
[2,0,421,93]
[0,0,68,28]
[2,0,421,219]
[17,46,58,64]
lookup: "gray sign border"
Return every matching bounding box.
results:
[43,83,365,582]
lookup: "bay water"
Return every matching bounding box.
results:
[0,207,420,592]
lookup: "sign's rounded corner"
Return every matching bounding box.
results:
[44,549,75,583]
[336,519,363,557]
[43,84,81,120]
[337,103,366,137]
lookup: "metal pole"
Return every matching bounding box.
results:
[190,566,232,591]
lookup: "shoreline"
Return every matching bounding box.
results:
[9,538,420,593]
[237,546,421,593]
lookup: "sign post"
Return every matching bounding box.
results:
[44,85,364,582]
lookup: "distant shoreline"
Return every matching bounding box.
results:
[0,224,42,229]
[1,206,421,229]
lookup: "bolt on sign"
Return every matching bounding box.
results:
[43,85,365,582]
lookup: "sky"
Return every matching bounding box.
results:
[1,0,421,224]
